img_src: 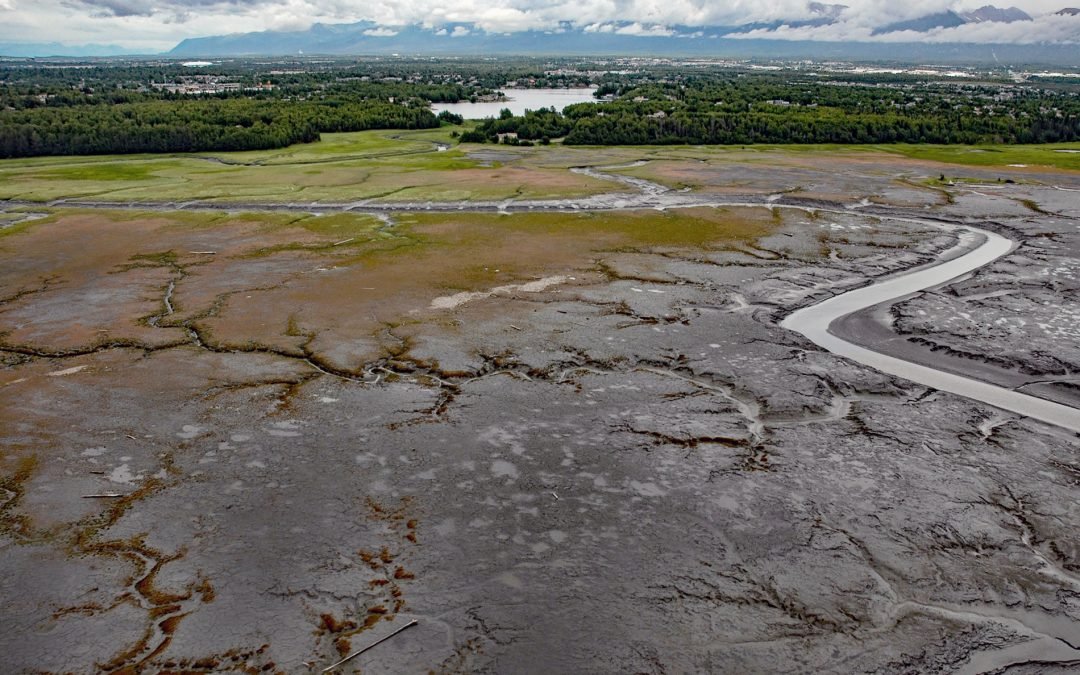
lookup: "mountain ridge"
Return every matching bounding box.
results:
[2,4,1075,62]
[960,5,1032,22]
[872,10,968,35]
[163,7,1080,65]
[0,42,144,58]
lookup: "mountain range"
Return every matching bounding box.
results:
[961,6,1033,22]
[0,42,143,58]
[869,6,1031,34]
[160,6,1080,65]
[2,5,1077,63]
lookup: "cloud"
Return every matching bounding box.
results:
[362,26,398,36]
[470,7,541,32]
[615,22,674,36]
[729,12,1080,43]
[64,0,267,18]
[67,0,153,16]
[4,0,1079,50]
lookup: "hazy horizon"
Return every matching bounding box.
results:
[1,0,1079,53]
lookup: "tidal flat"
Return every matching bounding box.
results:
[2,134,1079,673]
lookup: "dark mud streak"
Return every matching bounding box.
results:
[4,160,1080,672]
[6,173,1075,433]
[0,185,1049,425]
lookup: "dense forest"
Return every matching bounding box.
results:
[0,58,507,157]
[2,57,1079,157]
[466,77,1080,146]
[0,99,440,157]
[0,57,597,110]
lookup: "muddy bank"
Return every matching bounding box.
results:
[784,225,1080,432]
[1,156,1079,674]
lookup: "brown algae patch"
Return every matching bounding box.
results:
[180,208,776,370]
[0,206,776,372]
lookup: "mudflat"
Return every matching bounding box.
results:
[2,135,1080,673]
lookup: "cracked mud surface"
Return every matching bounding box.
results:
[2,150,1080,674]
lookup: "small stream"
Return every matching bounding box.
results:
[781,224,1080,434]
[5,161,1077,433]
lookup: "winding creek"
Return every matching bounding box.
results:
[783,224,1080,434]
[3,152,1080,673]
[3,160,1078,433]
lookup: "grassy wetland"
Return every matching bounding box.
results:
[3,126,1078,205]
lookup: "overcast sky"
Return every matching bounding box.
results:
[0,0,1076,50]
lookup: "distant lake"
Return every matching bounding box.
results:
[431,88,599,119]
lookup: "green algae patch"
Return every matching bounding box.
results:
[401,208,774,252]
[881,143,1080,171]
[0,140,607,203]
[25,162,172,182]
[0,215,52,241]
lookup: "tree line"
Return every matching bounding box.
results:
[462,77,1080,146]
[0,98,439,158]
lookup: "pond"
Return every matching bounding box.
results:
[431,88,599,119]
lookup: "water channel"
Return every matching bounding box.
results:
[430,87,599,118]
[781,225,1080,434]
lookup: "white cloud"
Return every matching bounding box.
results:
[615,22,674,36]
[729,12,1080,43]
[1,0,1077,50]
[471,7,543,32]
[362,26,398,36]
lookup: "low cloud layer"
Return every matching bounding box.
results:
[66,0,251,17]
[1,0,1076,50]
[730,6,1080,43]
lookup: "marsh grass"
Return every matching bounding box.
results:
[880,143,1080,171]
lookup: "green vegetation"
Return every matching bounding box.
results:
[28,162,163,181]
[0,57,593,158]
[460,108,571,144]
[0,57,596,111]
[402,206,774,253]
[465,74,1080,146]
[0,130,614,203]
[6,58,1080,160]
[0,213,50,240]
[2,129,1078,206]
[0,98,440,158]
[880,143,1080,171]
